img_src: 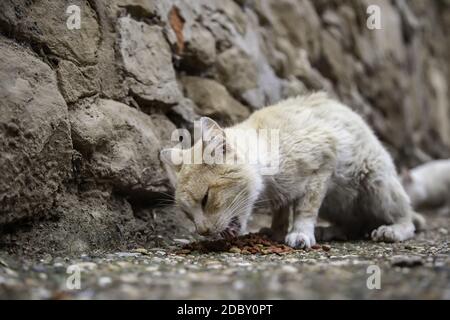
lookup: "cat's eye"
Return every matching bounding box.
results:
[201,189,209,209]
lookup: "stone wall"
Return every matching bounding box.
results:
[0,0,449,254]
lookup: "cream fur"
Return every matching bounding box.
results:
[161,93,425,248]
[402,159,450,211]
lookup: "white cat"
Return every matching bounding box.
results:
[161,93,425,248]
[402,160,450,212]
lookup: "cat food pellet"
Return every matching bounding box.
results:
[229,247,241,254]
[176,249,192,255]
[175,233,298,255]
[175,232,331,255]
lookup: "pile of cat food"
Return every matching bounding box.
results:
[175,233,331,255]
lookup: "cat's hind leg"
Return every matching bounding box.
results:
[371,220,415,242]
[367,175,417,242]
[315,225,348,241]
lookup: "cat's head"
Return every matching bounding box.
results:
[160,117,262,238]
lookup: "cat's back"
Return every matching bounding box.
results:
[244,93,377,156]
[246,92,365,132]
[242,93,393,176]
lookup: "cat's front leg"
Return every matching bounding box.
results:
[285,202,317,249]
[260,205,290,242]
[285,174,329,249]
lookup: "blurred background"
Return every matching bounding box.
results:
[0,0,449,299]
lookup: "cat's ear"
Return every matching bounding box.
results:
[160,148,183,172]
[200,117,230,162]
[200,117,224,142]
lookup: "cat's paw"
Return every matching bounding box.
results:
[285,231,316,249]
[371,224,414,242]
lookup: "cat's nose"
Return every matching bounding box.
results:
[198,229,211,236]
[197,225,212,236]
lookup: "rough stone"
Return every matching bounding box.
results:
[179,22,217,71]
[69,99,172,200]
[168,98,201,131]
[0,0,100,64]
[0,37,72,224]
[261,0,322,62]
[57,60,99,104]
[118,16,182,108]
[216,47,259,105]
[181,76,250,124]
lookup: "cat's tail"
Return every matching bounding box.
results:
[412,211,426,232]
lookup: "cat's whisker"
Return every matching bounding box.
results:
[217,194,255,230]
[156,191,176,200]
[223,188,247,215]
[222,193,249,221]
[253,198,273,205]
[216,192,247,229]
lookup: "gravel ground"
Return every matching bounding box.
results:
[0,213,449,299]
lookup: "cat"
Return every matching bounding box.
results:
[401,160,450,213]
[161,92,426,248]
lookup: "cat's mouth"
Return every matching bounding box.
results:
[220,217,241,240]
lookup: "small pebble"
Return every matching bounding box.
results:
[115,252,140,258]
[281,265,298,273]
[98,277,112,287]
[0,259,9,267]
[229,247,241,254]
[173,238,191,244]
[177,249,191,255]
[133,248,150,255]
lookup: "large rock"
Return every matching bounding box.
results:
[357,0,406,67]
[57,60,99,104]
[162,3,217,72]
[168,98,201,131]
[0,0,100,64]
[118,16,182,108]
[215,47,259,106]
[0,38,73,224]
[253,0,322,62]
[179,22,217,71]
[428,63,450,148]
[180,76,250,124]
[70,99,174,200]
